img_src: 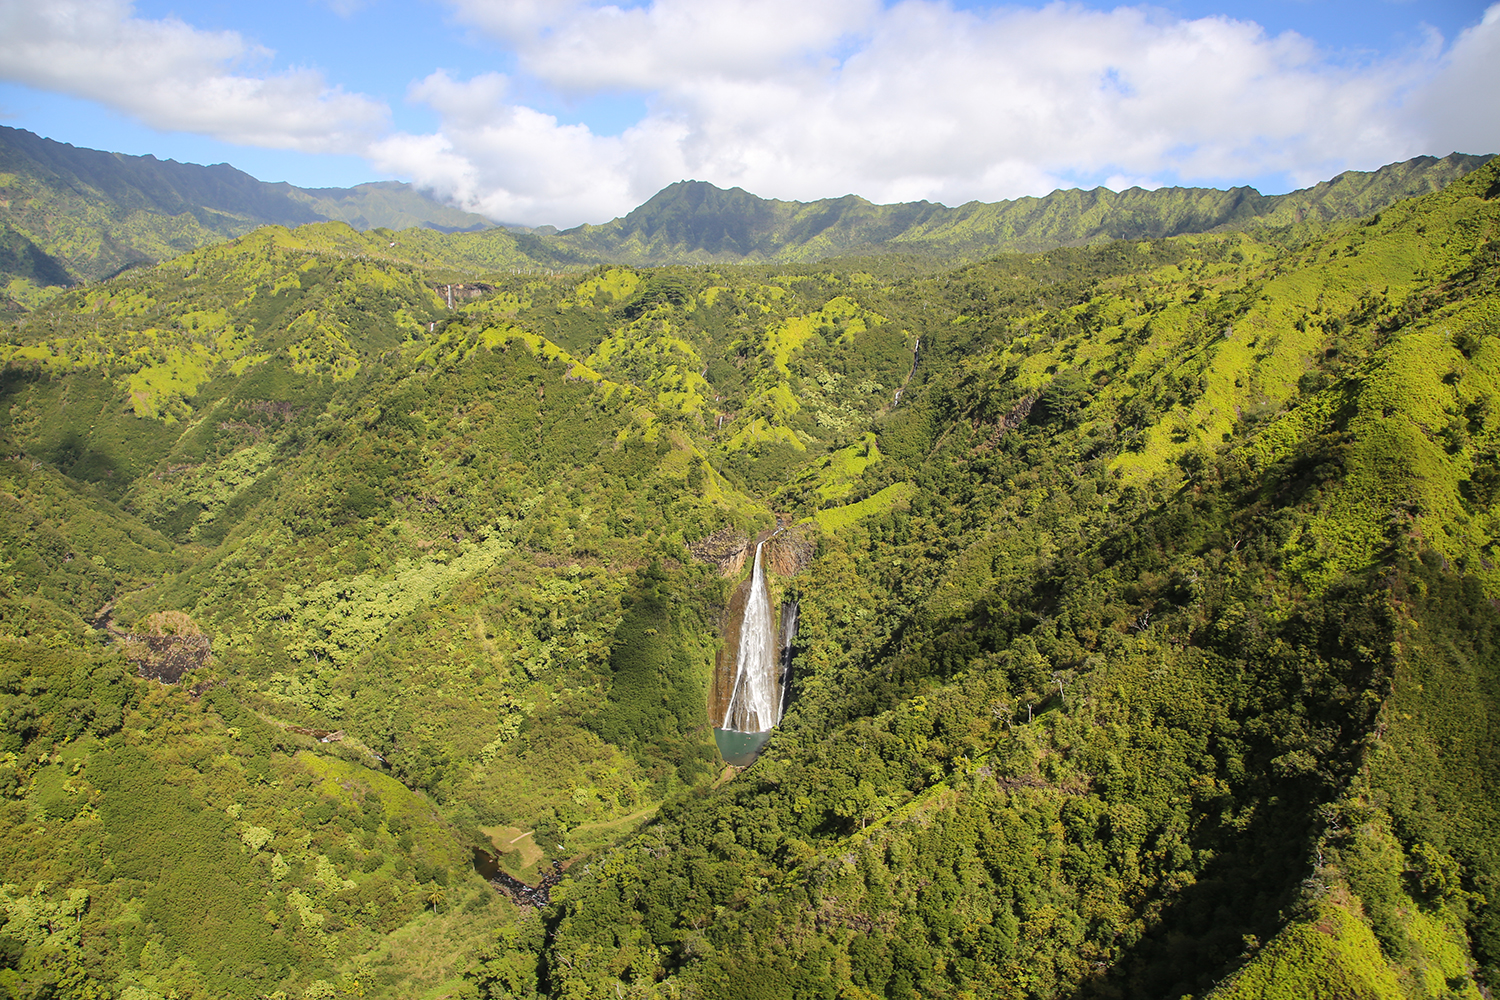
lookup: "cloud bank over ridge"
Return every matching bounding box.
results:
[0,0,388,154]
[2,0,1498,227]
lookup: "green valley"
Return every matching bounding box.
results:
[0,149,1499,1000]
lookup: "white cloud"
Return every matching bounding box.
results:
[369,70,690,224]
[1404,3,1500,157]
[508,0,882,91]
[442,0,592,43]
[323,0,371,17]
[402,0,1492,226]
[4,0,1495,227]
[0,0,387,153]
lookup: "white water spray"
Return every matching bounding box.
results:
[721,542,780,732]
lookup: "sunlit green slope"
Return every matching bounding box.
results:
[0,158,1497,1000]
[476,159,1500,999]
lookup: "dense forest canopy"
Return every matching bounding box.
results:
[0,156,1498,1000]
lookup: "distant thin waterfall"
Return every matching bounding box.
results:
[721,542,779,732]
[778,601,798,719]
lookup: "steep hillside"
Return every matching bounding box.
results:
[488,159,1500,999]
[0,158,1497,1000]
[0,126,497,307]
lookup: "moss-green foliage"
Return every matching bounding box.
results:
[461,159,1500,999]
[1361,551,1500,982]
[810,480,914,532]
[0,446,180,629]
[0,642,509,995]
[590,561,718,790]
[1214,781,1485,1000]
[1208,898,1407,1000]
[5,157,1500,1000]
[0,657,508,1000]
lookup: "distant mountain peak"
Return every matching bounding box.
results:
[542,152,1493,268]
[0,125,498,299]
[1,123,1493,309]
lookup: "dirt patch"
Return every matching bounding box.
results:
[764,528,814,576]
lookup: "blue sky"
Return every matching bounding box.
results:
[1,1,1496,226]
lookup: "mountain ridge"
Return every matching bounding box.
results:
[2,123,1492,311]
[550,153,1493,263]
[0,125,499,308]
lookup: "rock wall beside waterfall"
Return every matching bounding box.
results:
[766,531,814,577]
[690,524,814,579]
[708,570,752,728]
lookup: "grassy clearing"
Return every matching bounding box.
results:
[811,481,916,533]
[814,432,882,502]
[481,825,545,874]
[341,883,512,1000]
[564,804,660,858]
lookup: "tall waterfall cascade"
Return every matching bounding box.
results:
[721,542,781,733]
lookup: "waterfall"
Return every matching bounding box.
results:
[778,601,798,720]
[721,542,779,733]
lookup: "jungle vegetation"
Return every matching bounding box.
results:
[0,153,1497,1000]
